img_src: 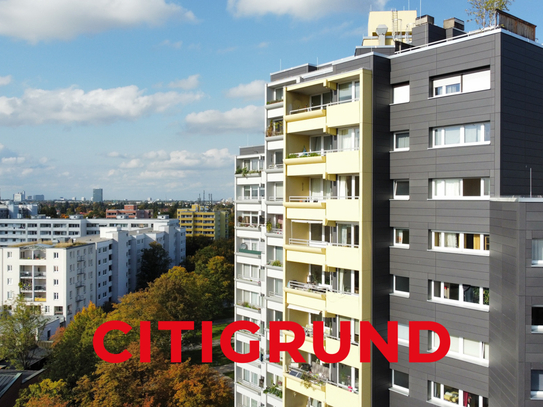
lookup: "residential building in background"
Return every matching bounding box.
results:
[33,195,45,201]
[0,218,186,328]
[92,188,103,203]
[0,202,38,219]
[13,192,25,203]
[177,204,230,239]
[106,204,152,219]
[234,9,543,407]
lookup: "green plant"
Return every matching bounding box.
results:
[263,383,283,398]
[241,167,249,177]
[235,166,242,174]
[308,152,320,157]
[286,153,298,159]
[271,260,282,267]
[266,220,272,233]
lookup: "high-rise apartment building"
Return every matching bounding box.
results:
[177,204,230,239]
[93,188,103,202]
[234,9,543,407]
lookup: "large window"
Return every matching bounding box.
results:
[338,80,360,103]
[394,229,409,247]
[533,239,543,266]
[392,84,410,104]
[432,122,490,148]
[337,127,360,151]
[391,370,409,395]
[432,69,490,97]
[335,269,359,294]
[430,332,489,364]
[393,275,409,296]
[429,381,488,406]
[432,178,490,199]
[393,180,409,199]
[431,231,489,254]
[310,91,332,110]
[429,280,489,308]
[393,132,409,151]
[532,370,543,399]
[532,306,543,333]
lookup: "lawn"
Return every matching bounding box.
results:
[183,345,232,367]
[212,322,228,340]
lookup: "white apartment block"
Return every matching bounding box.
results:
[0,217,186,329]
[234,81,287,407]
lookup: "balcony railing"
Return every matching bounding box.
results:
[289,195,359,202]
[76,295,85,302]
[236,196,261,202]
[288,280,359,296]
[267,196,283,202]
[236,274,262,284]
[237,222,261,229]
[288,97,359,115]
[34,272,46,278]
[268,163,284,169]
[288,238,359,249]
[286,147,359,159]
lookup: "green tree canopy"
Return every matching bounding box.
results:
[137,242,171,289]
[15,379,69,407]
[0,292,47,369]
[46,302,107,388]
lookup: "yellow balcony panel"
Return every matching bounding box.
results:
[326,100,361,128]
[286,288,325,313]
[325,338,360,368]
[284,201,325,209]
[326,199,359,222]
[285,114,326,134]
[285,207,325,221]
[285,108,326,123]
[285,375,326,402]
[325,383,360,407]
[326,245,361,270]
[326,150,360,174]
[326,291,361,321]
[286,247,325,266]
[286,162,326,177]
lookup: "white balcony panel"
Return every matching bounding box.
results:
[267,139,284,150]
[236,256,261,267]
[266,172,283,183]
[237,203,261,212]
[266,205,284,215]
[236,229,261,239]
[267,236,283,247]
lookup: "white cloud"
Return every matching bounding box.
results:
[2,156,25,164]
[168,74,200,90]
[185,105,262,134]
[227,0,387,19]
[142,148,234,170]
[0,76,12,86]
[119,159,143,169]
[160,39,183,49]
[0,0,196,43]
[258,42,269,48]
[0,85,204,125]
[226,80,265,100]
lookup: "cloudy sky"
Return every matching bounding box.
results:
[0,0,539,201]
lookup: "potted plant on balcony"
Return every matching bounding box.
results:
[266,220,272,233]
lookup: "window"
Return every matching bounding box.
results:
[7,265,12,271]
[335,269,359,295]
[429,280,489,308]
[337,127,360,151]
[533,239,543,266]
[54,252,59,258]
[398,323,409,344]
[7,251,12,258]
[432,69,490,97]
[391,370,409,395]
[338,80,359,103]
[54,293,59,300]
[393,180,409,199]
[432,178,490,199]
[532,306,543,333]
[310,91,332,110]
[54,279,59,286]
[394,229,409,247]
[393,132,409,151]
[429,381,488,406]
[431,231,489,254]
[7,278,12,285]
[432,122,490,148]
[393,275,409,296]
[532,370,543,399]
[392,84,409,104]
[430,332,489,364]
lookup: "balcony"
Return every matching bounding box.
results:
[34,285,46,291]
[76,295,85,302]
[34,272,46,278]
[76,281,85,288]
[20,272,32,278]
[285,366,326,401]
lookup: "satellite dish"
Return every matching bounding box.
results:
[240,243,248,250]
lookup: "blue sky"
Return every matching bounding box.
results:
[0,0,539,201]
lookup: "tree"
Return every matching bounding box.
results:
[195,256,234,313]
[0,292,47,369]
[46,303,107,388]
[74,343,233,407]
[137,242,171,289]
[15,379,69,407]
[467,0,514,28]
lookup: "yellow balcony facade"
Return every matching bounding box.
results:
[285,244,326,266]
[284,375,326,403]
[325,383,361,407]
[285,109,327,134]
[326,245,361,270]
[285,287,326,314]
[326,291,362,321]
